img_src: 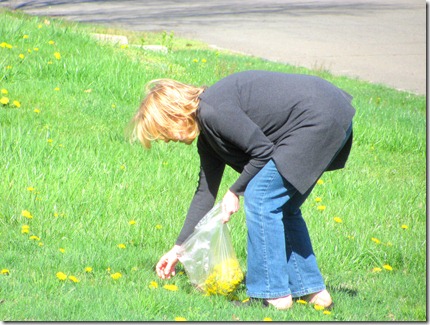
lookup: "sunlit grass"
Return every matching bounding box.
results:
[0,8,426,321]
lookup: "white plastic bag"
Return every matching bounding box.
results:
[177,203,244,296]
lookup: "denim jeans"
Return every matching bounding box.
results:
[243,124,352,299]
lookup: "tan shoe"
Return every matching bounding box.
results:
[303,289,334,309]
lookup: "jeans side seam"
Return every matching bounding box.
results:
[258,163,279,294]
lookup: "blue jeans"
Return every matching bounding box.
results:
[243,124,352,299]
[244,160,323,298]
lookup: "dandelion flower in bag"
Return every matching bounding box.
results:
[177,203,244,296]
[203,258,244,296]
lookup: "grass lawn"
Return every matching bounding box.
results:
[0,9,426,321]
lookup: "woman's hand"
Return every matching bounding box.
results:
[156,245,181,279]
[221,189,240,223]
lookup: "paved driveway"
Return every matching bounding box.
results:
[0,0,426,94]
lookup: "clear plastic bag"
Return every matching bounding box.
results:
[177,203,244,296]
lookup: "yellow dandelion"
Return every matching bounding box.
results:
[1,269,10,275]
[23,35,29,39]
[117,243,126,249]
[372,267,382,273]
[401,224,408,230]
[315,197,322,203]
[111,103,116,108]
[149,281,159,289]
[68,275,80,283]
[21,225,30,234]
[34,108,41,114]
[263,317,272,321]
[19,54,25,59]
[27,49,32,53]
[85,267,93,273]
[314,304,325,311]
[296,299,308,305]
[174,317,187,321]
[203,258,243,295]
[120,164,126,170]
[155,224,162,230]
[111,272,122,280]
[47,139,53,143]
[38,242,44,247]
[192,58,198,63]
[201,58,207,63]
[54,52,61,60]
[383,264,393,271]
[128,220,136,225]
[371,237,381,244]
[1,89,7,95]
[12,100,21,108]
[317,205,326,211]
[29,235,41,241]
[54,87,60,91]
[37,24,43,28]
[242,298,250,303]
[26,187,35,192]
[56,272,67,281]
[163,284,179,291]
[323,310,331,315]
[333,216,343,223]
[317,179,324,185]
[48,40,55,45]
[0,97,10,105]
[59,248,65,253]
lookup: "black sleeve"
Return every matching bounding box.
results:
[175,135,225,245]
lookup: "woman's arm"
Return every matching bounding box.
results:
[156,136,225,279]
[175,135,225,245]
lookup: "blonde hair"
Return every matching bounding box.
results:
[129,79,206,148]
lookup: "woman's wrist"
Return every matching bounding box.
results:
[171,245,182,254]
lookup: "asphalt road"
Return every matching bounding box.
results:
[0,0,426,94]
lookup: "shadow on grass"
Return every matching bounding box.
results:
[327,283,358,297]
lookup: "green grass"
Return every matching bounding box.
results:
[0,9,426,321]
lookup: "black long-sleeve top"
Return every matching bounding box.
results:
[176,70,356,245]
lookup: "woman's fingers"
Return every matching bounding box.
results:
[156,259,166,278]
[221,212,230,224]
[222,190,240,222]
[156,249,179,279]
